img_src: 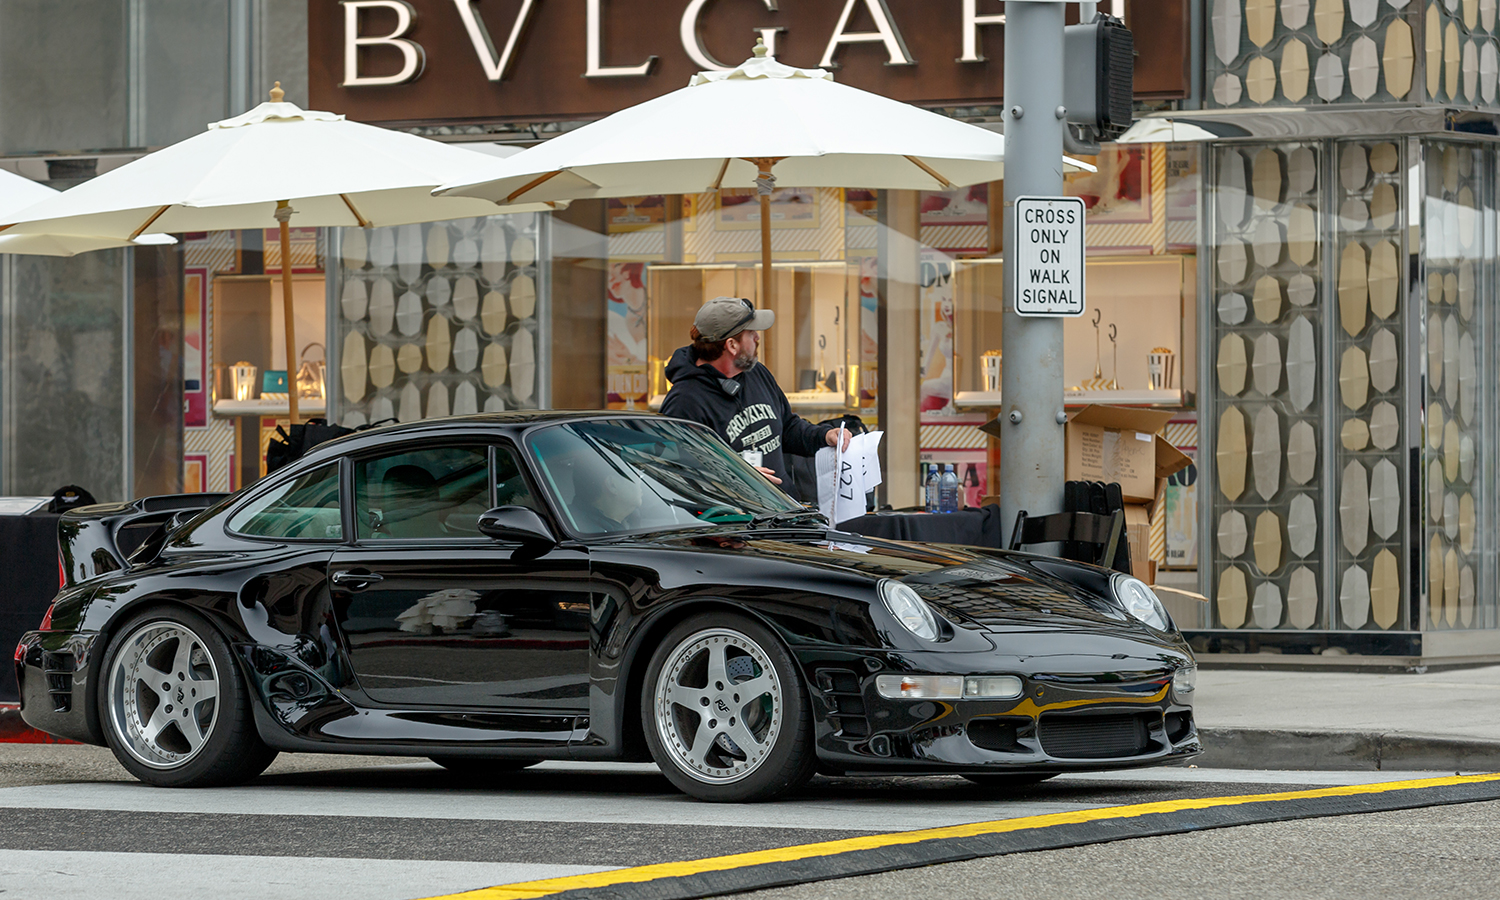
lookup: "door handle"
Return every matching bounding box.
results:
[331,570,384,588]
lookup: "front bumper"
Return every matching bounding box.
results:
[801,650,1200,774]
[14,630,105,745]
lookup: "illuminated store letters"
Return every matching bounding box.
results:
[680,0,782,71]
[452,0,537,82]
[341,0,426,86]
[958,0,1005,63]
[819,0,915,67]
[586,0,657,77]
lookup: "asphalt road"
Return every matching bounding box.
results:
[0,745,1492,900]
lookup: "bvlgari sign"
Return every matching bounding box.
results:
[309,0,1189,125]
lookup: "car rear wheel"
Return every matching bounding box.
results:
[428,757,541,776]
[99,607,276,787]
[642,613,814,802]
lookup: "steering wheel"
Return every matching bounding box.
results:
[698,504,749,522]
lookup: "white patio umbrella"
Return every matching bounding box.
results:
[1113,116,1246,144]
[1,83,555,424]
[0,167,175,256]
[439,41,1093,311]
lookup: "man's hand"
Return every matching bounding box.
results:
[826,425,852,451]
[756,466,783,484]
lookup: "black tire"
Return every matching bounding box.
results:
[641,612,814,802]
[98,606,277,787]
[428,756,541,776]
[962,772,1057,790]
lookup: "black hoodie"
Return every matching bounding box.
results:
[660,345,833,489]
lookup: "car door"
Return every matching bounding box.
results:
[329,440,591,711]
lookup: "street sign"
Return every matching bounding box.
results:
[1013,195,1086,317]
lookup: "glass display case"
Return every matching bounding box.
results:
[951,255,1192,409]
[210,273,327,417]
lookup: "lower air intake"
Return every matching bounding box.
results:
[1038,711,1155,759]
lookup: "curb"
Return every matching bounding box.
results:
[0,704,76,744]
[1200,727,1500,772]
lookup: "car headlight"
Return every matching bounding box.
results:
[879,579,939,641]
[1172,664,1196,702]
[1111,573,1170,631]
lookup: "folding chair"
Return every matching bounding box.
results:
[1008,507,1130,573]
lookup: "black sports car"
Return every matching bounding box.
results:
[15,412,1199,801]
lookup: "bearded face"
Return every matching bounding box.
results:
[731,331,760,371]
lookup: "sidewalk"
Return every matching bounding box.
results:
[1195,665,1500,771]
[6,667,1500,770]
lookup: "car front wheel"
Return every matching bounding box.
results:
[99,606,276,787]
[642,613,814,802]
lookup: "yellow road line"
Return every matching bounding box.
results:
[424,772,1500,900]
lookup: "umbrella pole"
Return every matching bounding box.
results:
[751,158,782,312]
[275,200,300,427]
[760,190,772,309]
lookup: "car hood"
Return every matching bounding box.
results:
[652,528,1142,636]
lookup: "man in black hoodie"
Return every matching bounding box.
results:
[662,296,850,493]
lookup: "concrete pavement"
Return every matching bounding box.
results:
[1195,665,1500,771]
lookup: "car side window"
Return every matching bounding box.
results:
[494,443,543,513]
[355,446,490,540]
[228,463,342,540]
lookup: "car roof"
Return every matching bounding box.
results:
[292,410,671,469]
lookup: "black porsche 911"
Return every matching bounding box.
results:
[15,411,1199,801]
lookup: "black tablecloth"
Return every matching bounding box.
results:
[836,506,1004,548]
[0,513,59,703]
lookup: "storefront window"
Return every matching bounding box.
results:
[333,213,544,426]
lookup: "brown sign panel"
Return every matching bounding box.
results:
[308,0,1189,126]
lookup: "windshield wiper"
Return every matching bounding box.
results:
[750,509,830,529]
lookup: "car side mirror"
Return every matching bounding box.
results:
[477,506,557,551]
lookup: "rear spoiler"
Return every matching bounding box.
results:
[59,493,229,589]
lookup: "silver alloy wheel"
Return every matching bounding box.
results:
[652,627,784,785]
[106,620,221,769]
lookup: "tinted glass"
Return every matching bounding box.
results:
[228,463,341,540]
[355,446,490,539]
[527,418,799,537]
[494,443,542,512]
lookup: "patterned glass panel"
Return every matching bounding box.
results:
[1421,140,1492,630]
[334,214,543,427]
[1331,140,1408,632]
[1208,0,1434,107]
[1208,142,1325,630]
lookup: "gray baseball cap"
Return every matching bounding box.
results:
[694,296,775,342]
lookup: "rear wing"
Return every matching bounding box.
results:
[58,493,228,589]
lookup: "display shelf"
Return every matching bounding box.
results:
[649,392,849,413]
[954,389,1182,409]
[214,399,326,418]
[783,390,849,410]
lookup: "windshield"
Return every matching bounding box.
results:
[526,418,801,537]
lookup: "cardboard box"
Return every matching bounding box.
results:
[1062,406,1192,505]
[977,406,1191,583]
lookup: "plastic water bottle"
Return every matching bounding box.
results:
[925,464,940,513]
[939,464,960,513]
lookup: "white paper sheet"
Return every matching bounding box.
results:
[817,430,885,525]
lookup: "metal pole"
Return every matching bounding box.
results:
[1000,0,1068,543]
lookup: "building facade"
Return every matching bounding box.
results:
[8,1,1486,662]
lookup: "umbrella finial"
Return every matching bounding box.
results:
[269,81,285,103]
[752,37,769,58]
